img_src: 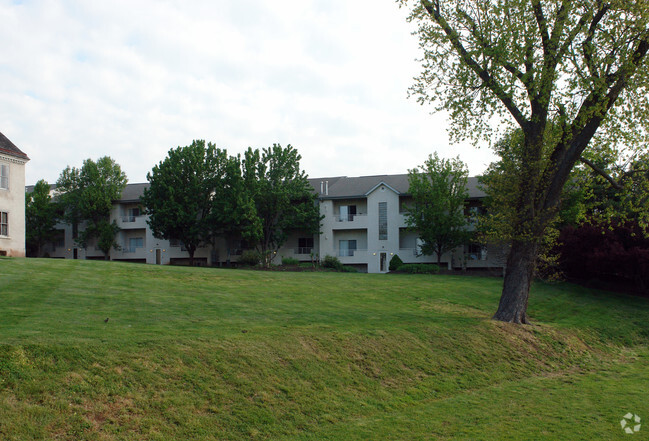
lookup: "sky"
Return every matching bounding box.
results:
[1,0,498,186]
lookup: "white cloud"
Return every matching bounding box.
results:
[0,0,498,185]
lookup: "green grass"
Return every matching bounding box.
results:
[1,258,648,440]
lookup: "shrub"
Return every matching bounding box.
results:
[321,255,343,271]
[341,265,359,273]
[281,257,299,266]
[239,250,261,266]
[397,264,440,274]
[389,254,403,271]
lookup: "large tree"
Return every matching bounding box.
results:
[402,0,649,323]
[25,179,59,257]
[242,144,321,267]
[405,153,470,266]
[142,140,228,266]
[56,157,127,259]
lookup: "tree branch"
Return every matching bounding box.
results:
[420,0,528,128]
[579,157,623,190]
[581,3,610,80]
[531,0,550,55]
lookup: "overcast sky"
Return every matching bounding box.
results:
[1,0,498,185]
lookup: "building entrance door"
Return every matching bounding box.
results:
[156,249,161,265]
[380,252,387,272]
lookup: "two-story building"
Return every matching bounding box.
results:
[36,173,506,272]
[0,132,29,257]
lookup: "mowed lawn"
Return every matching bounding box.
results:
[1,258,648,440]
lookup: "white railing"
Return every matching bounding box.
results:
[294,247,313,255]
[334,248,367,257]
[334,213,367,222]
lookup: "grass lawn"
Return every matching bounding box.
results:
[1,258,648,440]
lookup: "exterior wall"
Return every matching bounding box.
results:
[365,184,401,273]
[34,177,506,273]
[0,154,27,257]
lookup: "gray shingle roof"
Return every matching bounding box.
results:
[118,183,150,202]
[32,174,485,201]
[308,174,485,199]
[0,132,29,160]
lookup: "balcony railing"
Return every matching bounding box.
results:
[335,248,367,257]
[334,214,367,222]
[294,247,313,255]
[122,216,139,223]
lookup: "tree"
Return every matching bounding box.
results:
[142,140,228,266]
[401,0,649,323]
[209,153,261,266]
[25,179,59,257]
[405,153,471,266]
[242,144,322,267]
[56,157,127,259]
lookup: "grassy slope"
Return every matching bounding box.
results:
[0,258,647,440]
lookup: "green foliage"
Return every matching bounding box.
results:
[401,0,649,322]
[25,179,59,257]
[243,144,323,267]
[388,254,403,271]
[405,153,470,265]
[238,250,261,266]
[56,157,127,258]
[142,140,230,265]
[281,257,299,266]
[321,255,343,271]
[395,264,440,274]
[340,265,359,273]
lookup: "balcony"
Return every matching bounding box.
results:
[294,247,314,255]
[117,215,147,229]
[334,248,368,264]
[332,214,367,230]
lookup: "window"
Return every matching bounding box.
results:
[338,239,357,257]
[378,202,388,240]
[123,207,141,222]
[339,205,356,221]
[465,244,487,261]
[297,237,314,254]
[1,212,8,236]
[0,164,8,190]
[128,237,144,253]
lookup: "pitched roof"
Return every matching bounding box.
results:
[33,174,486,202]
[118,182,150,202]
[0,132,29,160]
[308,174,485,199]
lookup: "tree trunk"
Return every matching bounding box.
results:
[493,239,539,324]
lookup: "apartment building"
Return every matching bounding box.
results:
[36,174,505,273]
[0,132,29,257]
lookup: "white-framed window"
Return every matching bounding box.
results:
[339,205,356,221]
[0,164,8,190]
[1,212,8,236]
[122,206,141,222]
[338,239,357,257]
[128,237,144,253]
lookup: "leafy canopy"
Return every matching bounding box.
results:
[56,157,127,257]
[400,0,649,323]
[142,140,229,264]
[405,153,470,265]
[242,144,322,267]
[25,179,59,257]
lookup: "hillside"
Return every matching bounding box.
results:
[1,258,647,440]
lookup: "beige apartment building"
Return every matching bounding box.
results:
[37,174,505,273]
[0,132,29,257]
